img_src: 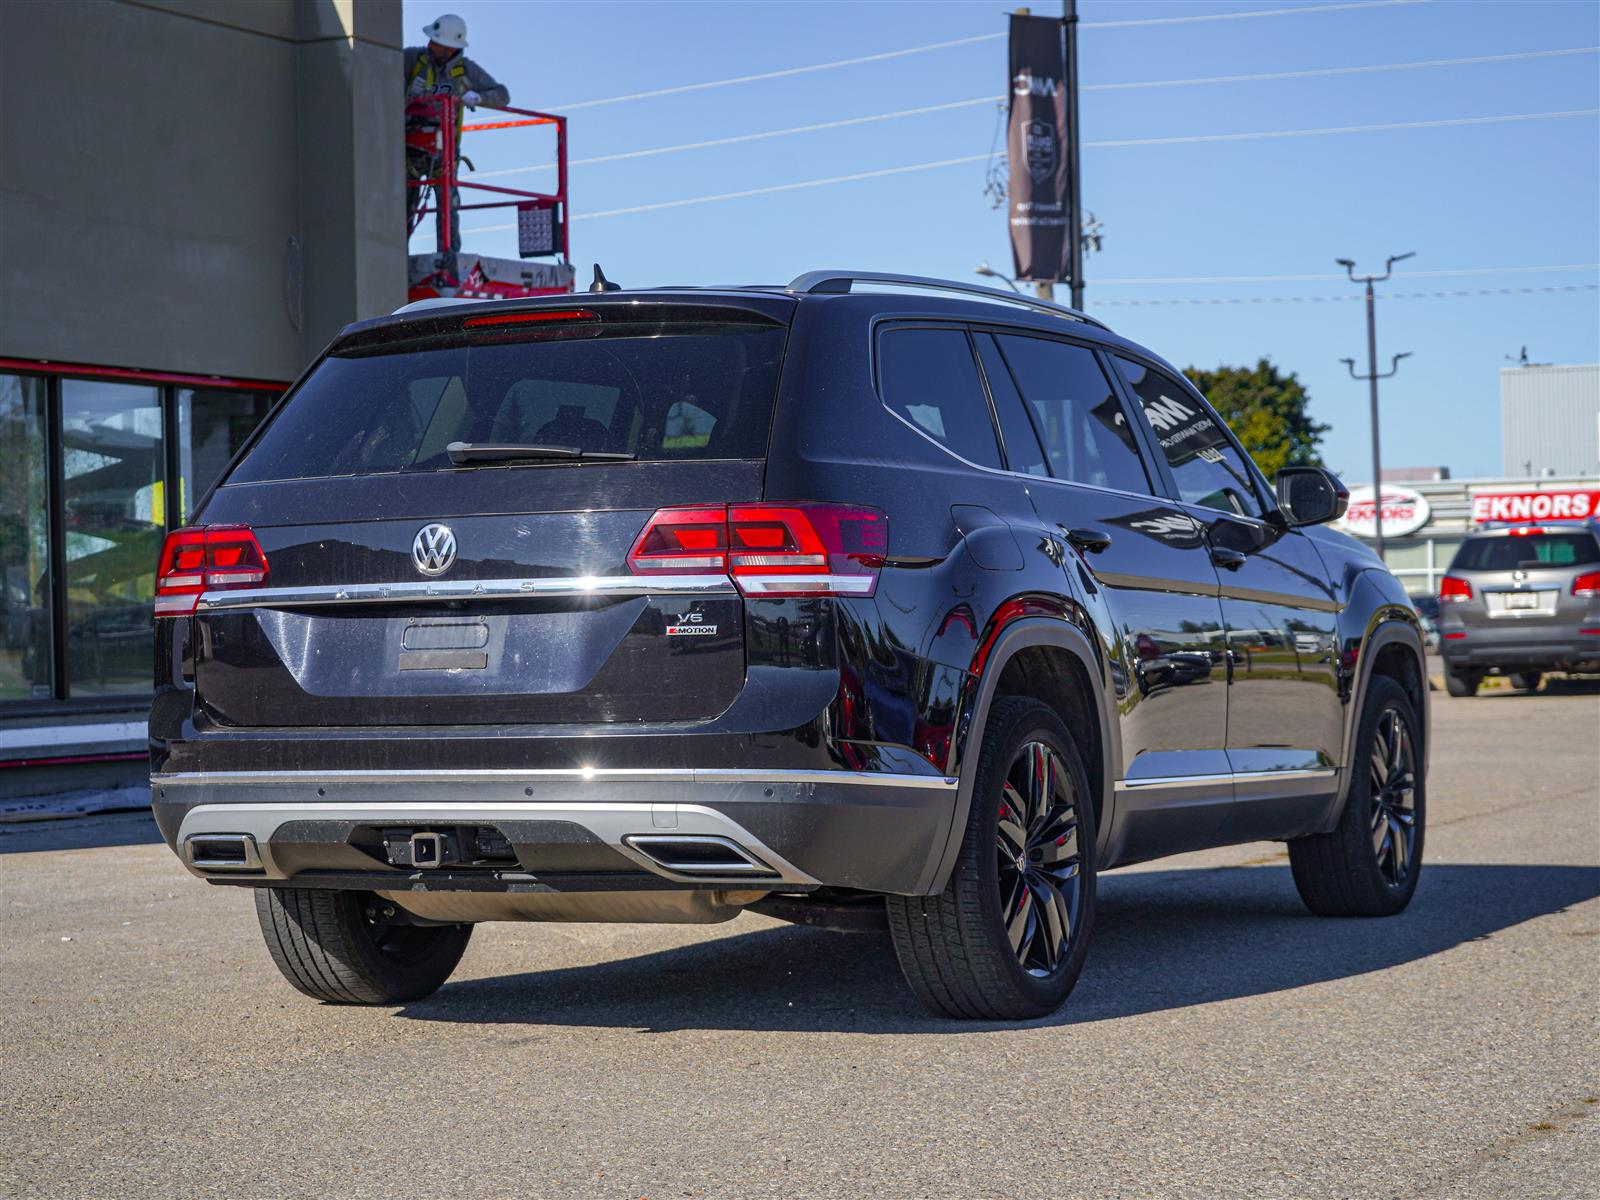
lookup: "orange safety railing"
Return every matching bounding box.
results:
[405,94,569,265]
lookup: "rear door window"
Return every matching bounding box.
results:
[877,327,1003,469]
[1115,356,1263,518]
[227,321,787,483]
[1450,534,1600,570]
[995,334,1152,494]
[974,333,1049,477]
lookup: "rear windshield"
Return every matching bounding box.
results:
[228,322,786,483]
[1449,533,1600,571]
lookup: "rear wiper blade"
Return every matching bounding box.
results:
[446,441,636,465]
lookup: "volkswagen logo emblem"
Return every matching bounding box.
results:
[411,523,457,576]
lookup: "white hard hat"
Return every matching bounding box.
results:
[423,13,468,50]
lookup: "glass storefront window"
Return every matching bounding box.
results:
[0,375,53,702]
[61,380,166,697]
[178,388,273,520]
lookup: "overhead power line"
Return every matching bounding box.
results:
[464,109,1599,233]
[1086,107,1599,149]
[1085,0,1426,29]
[549,0,1429,111]
[1092,264,1600,286]
[1088,284,1599,306]
[1086,45,1596,91]
[481,47,1597,181]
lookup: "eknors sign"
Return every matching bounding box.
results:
[1338,485,1432,539]
[1470,488,1600,524]
[1007,13,1069,283]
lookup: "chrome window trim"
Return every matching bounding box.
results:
[153,767,960,789]
[194,574,737,611]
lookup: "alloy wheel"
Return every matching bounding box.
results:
[996,741,1084,976]
[1369,707,1418,886]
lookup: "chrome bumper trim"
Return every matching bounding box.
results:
[154,767,958,790]
[194,574,736,611]
[174,800,818,886]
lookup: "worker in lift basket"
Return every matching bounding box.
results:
[404,13,511,251]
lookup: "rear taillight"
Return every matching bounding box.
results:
[627,504,887,597]
[1574,570,1600,598]
[1439,575,1473,604]
[155,525,269,617]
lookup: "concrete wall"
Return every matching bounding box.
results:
[1501,363,1600,479]
[0,0,404,383]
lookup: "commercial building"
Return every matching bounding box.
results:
[1336,475,1600,596]
[1333,365,1600,594]
[2,0,405,793]
[1501,363,1600,479]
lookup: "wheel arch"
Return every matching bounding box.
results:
[921,614,1118,895]
[1325,610,1430,832]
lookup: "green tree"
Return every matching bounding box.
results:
[1182,358,1328,478]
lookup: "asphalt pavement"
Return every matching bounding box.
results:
[2,682,1597,1199]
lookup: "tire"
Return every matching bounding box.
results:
[1444,666,1479,697]
[254,887,472,1004]
[887,696,1097,1020]
[1289,676,1424,917]
[1510,670,1542,693]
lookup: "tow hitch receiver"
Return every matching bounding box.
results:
[410,831,444,868]
[381,828,460,869]
[378,826,519,870]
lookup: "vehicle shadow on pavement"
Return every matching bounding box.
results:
[397,862,1599,1033]
[0,810,161,855]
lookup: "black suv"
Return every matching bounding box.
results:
[150,271,1429,1020]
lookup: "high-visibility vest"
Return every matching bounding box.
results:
[408,54,470,132]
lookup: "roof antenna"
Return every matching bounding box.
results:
[589,263,621,294]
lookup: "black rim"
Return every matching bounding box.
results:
[996,740,1083,977]
[1369,707,1418,886]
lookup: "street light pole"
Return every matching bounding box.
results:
[975,263,1023,293]
[1338,251,1414,562]
[1063,0,1083,309]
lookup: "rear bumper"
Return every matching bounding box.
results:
[1441,622,1600,668]
[152,766,958,897]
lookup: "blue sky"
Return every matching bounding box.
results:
[403,0,1600,480]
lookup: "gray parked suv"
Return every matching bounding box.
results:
[1438,522,1600,695]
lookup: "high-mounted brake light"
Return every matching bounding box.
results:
[461,309,598,329]
[1506,526,1545,537]
[1573,570,1600,598]
[1439,575,1473,604]
[627,504,887,597]
[155,525,269,617]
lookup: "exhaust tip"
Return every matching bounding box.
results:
[624,834,777,878]
[183,833,263,873]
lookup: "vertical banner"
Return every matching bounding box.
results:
[1007,13,1068,282]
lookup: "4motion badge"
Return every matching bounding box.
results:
[666,610,717,637]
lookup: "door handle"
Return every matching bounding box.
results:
[1066,527,1113,555]
[1211,547,1247,571]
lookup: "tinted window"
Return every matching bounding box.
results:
[230,322,785,483]
[974,334,1048,476]
[1115,357,1262,518]
[997,335,1150,493]
[1450,533,1599,571]
[878,328,1002,469]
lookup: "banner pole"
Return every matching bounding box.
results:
[1063,0,1083,309]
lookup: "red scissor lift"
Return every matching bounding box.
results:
[406,94,575,301]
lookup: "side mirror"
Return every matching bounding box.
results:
[1275,466,1349,527]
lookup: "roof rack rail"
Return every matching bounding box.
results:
[786,270,1106,330]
